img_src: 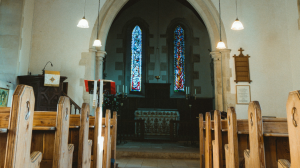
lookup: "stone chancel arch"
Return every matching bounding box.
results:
[88,0,235,111]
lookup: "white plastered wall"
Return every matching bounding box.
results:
[29,0,103,110]
[211,0,293,118]
[0,0,35,106]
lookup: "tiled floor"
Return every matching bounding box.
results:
[117,158,200,168]
[117,141,199,153]
[116,141,200,159]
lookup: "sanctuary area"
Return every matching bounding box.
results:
[1,0,300,167]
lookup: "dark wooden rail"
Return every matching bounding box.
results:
[117,120,145,141]
[170,120,199,142]
[62,92,81,114]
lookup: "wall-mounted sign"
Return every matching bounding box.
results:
[236,85,251,104]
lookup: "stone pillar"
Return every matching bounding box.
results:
[96,50,107,80]
[211,49,235,111]
[211,51,223,111]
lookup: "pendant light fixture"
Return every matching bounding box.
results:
[231,0,244,30]
[217,0,226,49]
[93,0,102,47]
[77,0,89,28]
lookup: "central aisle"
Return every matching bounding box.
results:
[117,158,200,168]
[116,141,200,167]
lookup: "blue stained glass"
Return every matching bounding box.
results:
[130,25,142,92]
[174,25,185,92]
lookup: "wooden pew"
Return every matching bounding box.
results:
[200,108,289,167]
[32,103,93,168]
[212,110,223,168]
[31,96,74,168]
[205,112,212,168]
[0,107,10,167]
[89,109,118,168]
[199,114,204,168]
[224,107,239,168]
[244,101,266,168]
[110,112,117,168]
[102,110,111,168]
[2,85,43,168]
[78,103,93,168]
[89,107,104,168]
[278,90,300,168]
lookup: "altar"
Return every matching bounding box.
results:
[134,108,180,136]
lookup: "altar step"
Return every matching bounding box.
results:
[116,141,199,160]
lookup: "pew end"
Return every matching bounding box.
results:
[52,96,74,168]
[224,107,239,168]
[243,101,266,168]
[276,90,300,168]
[4,85,43,168]
[212,110,223,168]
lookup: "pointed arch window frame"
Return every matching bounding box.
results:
[174,25,185,92]
[130,25,143,92]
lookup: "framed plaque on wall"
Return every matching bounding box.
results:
[236,85,251,104]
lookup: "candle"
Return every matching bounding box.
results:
[123,85,124,93]
[117,85,119,93]
[195,89,196,95]
[125,86,127,94]
[188,87,190,94]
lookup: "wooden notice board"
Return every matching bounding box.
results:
[233,48,252,83]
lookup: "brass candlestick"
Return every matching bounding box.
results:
[155,76,160,82]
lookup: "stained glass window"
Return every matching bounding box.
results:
[174,25,185,92]
[130,25,142,92]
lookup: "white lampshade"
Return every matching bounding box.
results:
[93,39,102,47]
[216,41,226,49]
[77,17,89,28]
[231,19,244,30]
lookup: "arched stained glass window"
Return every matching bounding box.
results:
[174,25,185,92]
[130,25,142,92]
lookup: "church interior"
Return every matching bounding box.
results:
[1,0,300,167]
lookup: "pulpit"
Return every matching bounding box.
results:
[18,75,67,111]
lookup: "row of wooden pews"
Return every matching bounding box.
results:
[88,108,117,168]
[198,91,300,168]
[0,85,118,168]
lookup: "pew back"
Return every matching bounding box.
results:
[53,96,74,168]
[224,107,239,168]
[205,112,212,168]
[244,101,265,168]
[199,114,204,168]
[212,110,223,168]
[4,85,42,168]
[278,90,300,168]
[78,103,92,168]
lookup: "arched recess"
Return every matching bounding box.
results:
[88,0,235,111]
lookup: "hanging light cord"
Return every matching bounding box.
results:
[219,0,222,41]
[96,0,100,39]
[83,0,87,17]
[157,0,159,49]
[235,0,238,19]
